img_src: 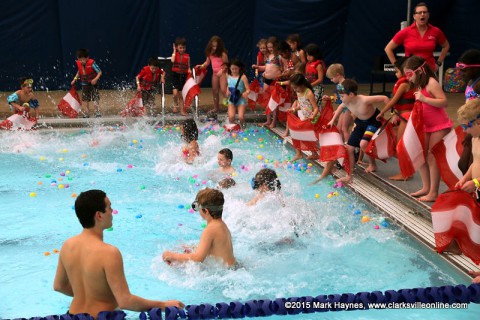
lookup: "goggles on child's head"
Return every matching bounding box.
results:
[191,200,223,212]
[251,177,260,190]
[461,114,480,131]
[405,62,426,79]
[456,62,480,70]
[336,84,356,95]
[22,79,34,86]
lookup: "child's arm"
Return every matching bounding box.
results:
[187,56,192,74]
[306,90,319,120]
[377,83,409,120]
[327,104,346,127]
[241,75,250,98]
[70,72,79,86]
[160,70,165,84]
[91,63,102,85]
[415,78,447,108]
[298,49,306,64]
[163,227,213,263]
[197,56,210,69]
[310,64,324,87]
[170,43,176,63]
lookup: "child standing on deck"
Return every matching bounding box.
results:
[325,64,351,142]
[288,73,319,161]
[304,44,325,105]
[226,59,250,127]
[197,36,229,114]
[404,56,452,202]
[136,57,165,116]
[327,79,389,183]
[376,57,416,180]
[171,37,191,115]
[71,49,102,118]
[181,119,200,164]
[252,37,282,128]
[255,39,267,83]
[287,34,306,66]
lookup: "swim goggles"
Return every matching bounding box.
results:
[191,200,223,212]
[456,63,480,70]
[336,84,356,95]
[461,114,480,131]
[251,177,259,190]
[23,79,34,86]
[405,62,426,79]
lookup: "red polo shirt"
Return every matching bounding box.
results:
[392,22,447,69]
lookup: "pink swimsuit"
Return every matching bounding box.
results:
[420,88,452,133]
[210,55,224,73]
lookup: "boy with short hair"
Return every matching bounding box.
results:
[162,188,236,267]
[171,37,191,115]
[71,48,102,118]
[7,77,40,120]
[327,79,389,182]
[136,57,165,115]
[217,148,235,175]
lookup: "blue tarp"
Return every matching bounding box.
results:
[0,0,478,91]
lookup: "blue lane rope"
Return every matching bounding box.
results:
[16,283,480,320]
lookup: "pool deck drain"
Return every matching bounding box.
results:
[269,126,480,279]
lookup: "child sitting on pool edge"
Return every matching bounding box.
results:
[162,188,237,267]
[181,119,200,164]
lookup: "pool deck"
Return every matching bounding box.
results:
[2,85,478,278]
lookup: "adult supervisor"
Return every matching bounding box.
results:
[54,190,184,317]
[385,2,450,71]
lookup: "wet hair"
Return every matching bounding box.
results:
[289,73,313,91]
[196,188,224,219]
[458,98,480,122]
[75,190,107,228]
[304,43,323,61]
[219,148,233,161]
[404,55,437,88]
[217,177,236,189]
[253,168,281,192]
[228,58,245,75]
[458,49,480,81]
[205,35,227,57]
[394,56,407,71]
[76,48,89,59]
[326,64,345,78]
[148,57,160,67]
[175,37,187,46]
[287,34,302,49]
[338,78,358,95]
[256,38,267,48]
[182,119,198,143]
[278,41,291,55]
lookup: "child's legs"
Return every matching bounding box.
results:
[359,139,376,172]
[219,73,227,98]
[341,110,353,142]
[396,119,407,142]
[337,144,355,182]
[237,104,246,124]
[424,128,451,199]
[172,89,180,106]
[227,104,236,123]
[211,74,220,111]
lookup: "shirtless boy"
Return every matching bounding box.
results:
[162,188,236,267]
[327,79,388,182]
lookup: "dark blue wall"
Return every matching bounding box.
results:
[0,0,478,91]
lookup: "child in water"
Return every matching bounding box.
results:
[181,119,200,164]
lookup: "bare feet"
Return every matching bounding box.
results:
[389,173,411,181]
[364,165,377,173]
[180,111,188,116]
[306,154,318,160]
[267,122,276,129]
[357,160,369,166]
[410,189,429,197]
[260,121,271,127]
[469,270,480,283]
[418,194,437,202]
[291,153,303,162]
[336,175,352,184]
[171,106,179,113]
[442,240,462,255]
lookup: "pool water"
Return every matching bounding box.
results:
[0,122,478,319]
